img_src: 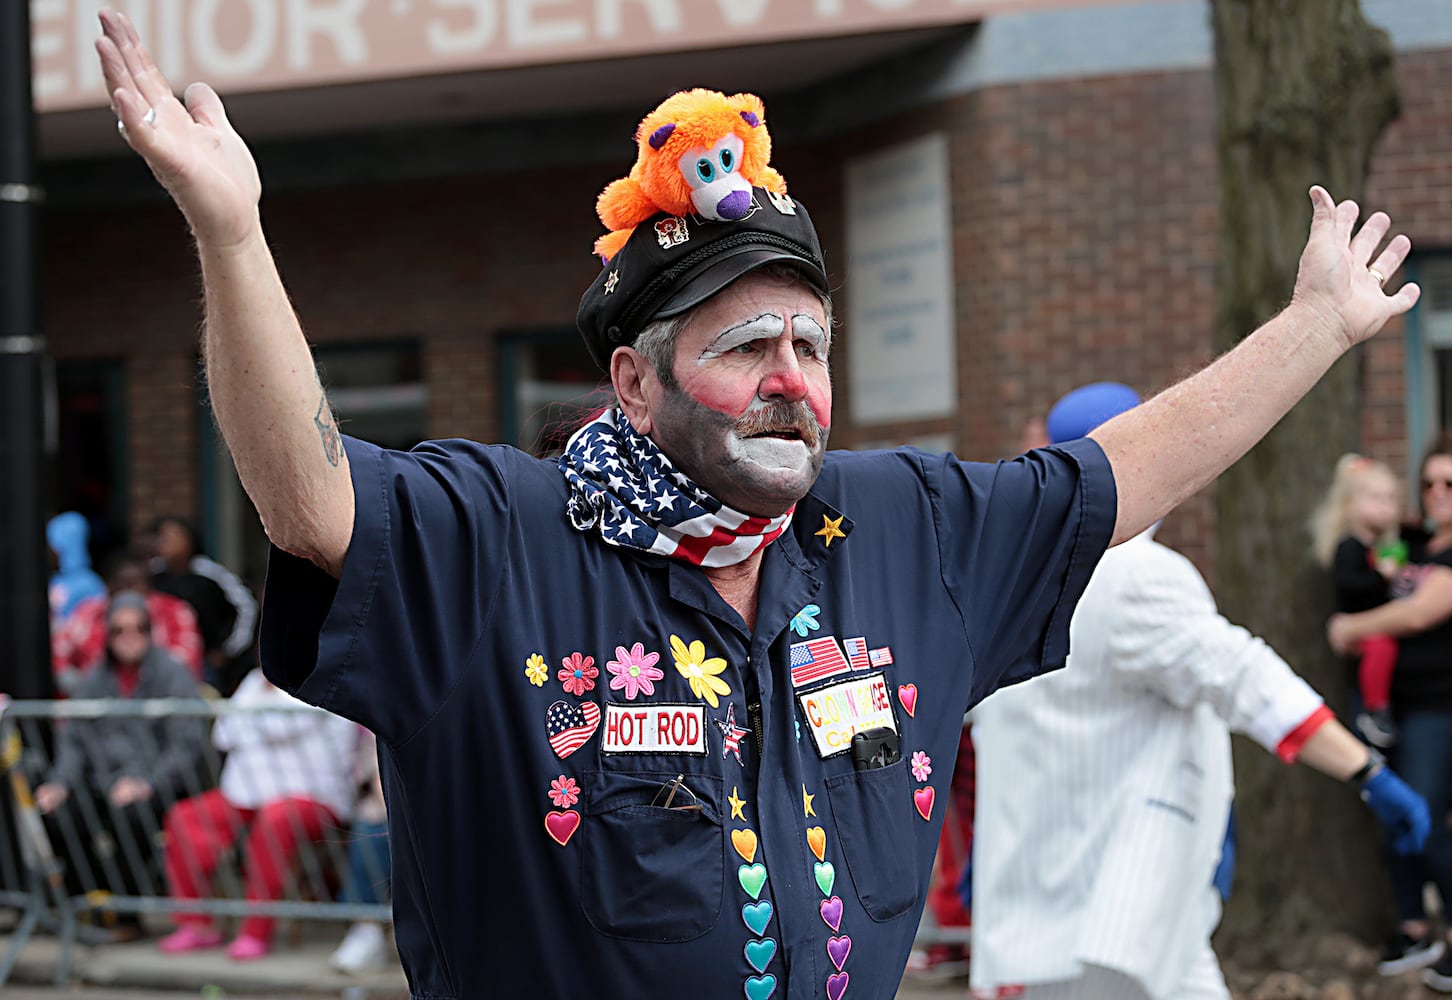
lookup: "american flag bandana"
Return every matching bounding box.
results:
[558,408,794,568]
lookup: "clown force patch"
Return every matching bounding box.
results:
[796,672,898,759]
[601,703,708,756]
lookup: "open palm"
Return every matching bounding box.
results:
[1292,186,1420,348]
[97,8,261,250]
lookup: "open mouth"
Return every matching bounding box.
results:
[753,429,804,441]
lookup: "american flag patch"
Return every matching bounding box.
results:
[868,647,894,667]
[842,637,870,671]
[546,700,601,759]
[790,636,851,687]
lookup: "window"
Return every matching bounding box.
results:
[499,331,607,457]
[201,341,425,589]
[1409,257,1452,459]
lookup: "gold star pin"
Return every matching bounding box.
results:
[729,785,747,821]
[815,514,846,547]
[802,784,816,818]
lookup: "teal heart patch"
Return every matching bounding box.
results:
[814,861,836,897]
[745,973,777,1000]
[738,863,768,900]
[744,937,777,974]
[742,900,773,935]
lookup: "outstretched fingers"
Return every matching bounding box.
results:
[1349,210,1391,267]
[100,8,176,118]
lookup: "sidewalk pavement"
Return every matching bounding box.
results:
[1,918,966,998]
[1,917,409,997]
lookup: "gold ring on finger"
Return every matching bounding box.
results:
[1368,266,1387,287]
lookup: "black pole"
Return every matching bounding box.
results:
[0,2,56,700]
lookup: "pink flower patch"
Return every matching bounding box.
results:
[549,775,580,809]
[910,750,932,783]
[606,643,664,700]
[558,652,598,696]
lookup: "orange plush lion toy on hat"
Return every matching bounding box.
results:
[593,88,788,262]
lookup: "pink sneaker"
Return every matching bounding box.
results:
[226,934,271,961]
[158,925,224,954]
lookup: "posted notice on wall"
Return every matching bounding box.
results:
[844,132,957,425]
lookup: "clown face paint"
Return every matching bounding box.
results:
[646,272,832,515]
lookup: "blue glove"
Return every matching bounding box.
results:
[1362,767,1431,855]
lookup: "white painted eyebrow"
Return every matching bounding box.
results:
[699,313,786,359]
[792,313,828,347]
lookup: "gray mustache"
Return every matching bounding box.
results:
[735,401,823,449]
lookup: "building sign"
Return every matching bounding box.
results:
[845,132,957,425]
[32,0,1079,112]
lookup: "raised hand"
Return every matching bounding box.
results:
[96,8,261,250]
[1291,186,1421,348]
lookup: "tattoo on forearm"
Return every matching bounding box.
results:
[314,394,342,467]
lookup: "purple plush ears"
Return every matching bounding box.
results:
[648,110,760,150]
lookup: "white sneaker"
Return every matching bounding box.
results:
[330,922,390,973]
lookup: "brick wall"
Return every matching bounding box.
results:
[41,47,1452,574]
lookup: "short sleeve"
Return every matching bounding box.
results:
[929,437,1116,703]
[260,435,515,744]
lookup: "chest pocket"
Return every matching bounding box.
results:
[824,758,920,922]
[579,769,725,942]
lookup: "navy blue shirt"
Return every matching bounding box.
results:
[262,435,1115,999]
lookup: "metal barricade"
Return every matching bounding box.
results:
[0,696,390,987]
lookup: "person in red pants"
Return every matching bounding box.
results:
[159,668,357,960]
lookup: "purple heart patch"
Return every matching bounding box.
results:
[826,934,852,971]
[826,971,849,1000]
[819,895,843,932]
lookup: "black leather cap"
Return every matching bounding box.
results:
[577,188,829,371]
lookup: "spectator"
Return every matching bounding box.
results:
[158,667,356,961]
[53,551,205,694]
[149,514,257,693]
[1329,431,1452,989]
[46,512,105,624]
[34,591,208,941]
[329,728,393,974]
[1310,453,1406,747]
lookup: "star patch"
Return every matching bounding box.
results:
[815,514,846,547]
[603,269,620,294]
[802,784,816,818]
[716,703,752,765]
[729,785,747,821]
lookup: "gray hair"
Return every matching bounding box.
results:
[632,263,835,388]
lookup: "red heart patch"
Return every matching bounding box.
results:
[913,786,934,822]
[545,810,581,846]
[898,684,918,718]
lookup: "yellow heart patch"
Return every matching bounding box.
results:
[732,828,759,864]
[806,826,827,861]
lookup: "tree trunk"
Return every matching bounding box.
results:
[1210,0,1400,962]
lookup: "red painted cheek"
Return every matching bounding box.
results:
[684,379,756,419]
[807,386,832,429]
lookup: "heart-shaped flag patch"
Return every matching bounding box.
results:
[732,828,759,864]
[744,937,777,974]
[913,786,935,821]
[819,894,843,932]
[897,684,918,718]
[814,861,836,897]
[544,810,580,846]
[738,863,768,900]
[806,825,827,861]
[545,700,601,759]
[827,934,852,971]
[742,900,773,936]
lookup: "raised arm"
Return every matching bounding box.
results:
[1090,188,1420,545]
[97,9,352,577]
